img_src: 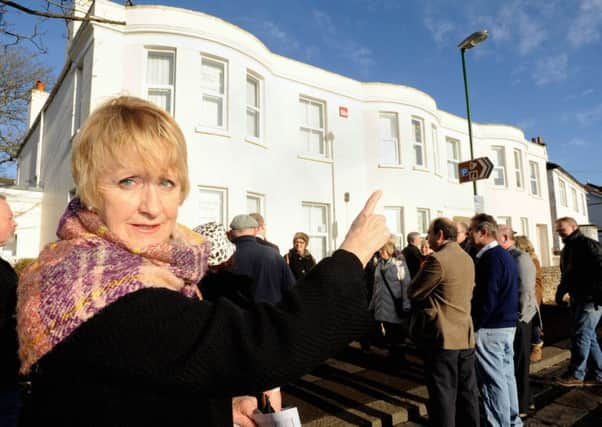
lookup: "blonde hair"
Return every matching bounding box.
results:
[514,235,535,256]
[71,96,189,208]
[380,241,395,257]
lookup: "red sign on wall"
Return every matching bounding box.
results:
[339,106,348,118]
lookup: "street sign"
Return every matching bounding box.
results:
[458,157,494,183]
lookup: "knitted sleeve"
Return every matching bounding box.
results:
[45,249,370,397]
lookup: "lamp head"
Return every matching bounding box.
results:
[458,30,489,50]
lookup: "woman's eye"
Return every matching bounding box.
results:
[118,177,137,188]
[159,178,176,189]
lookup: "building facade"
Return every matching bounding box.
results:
[16,0,556,264]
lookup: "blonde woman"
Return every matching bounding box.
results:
[515,235,544,362]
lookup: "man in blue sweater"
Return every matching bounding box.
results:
[470,214,522,427]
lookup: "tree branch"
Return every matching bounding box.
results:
[0,0,126,25]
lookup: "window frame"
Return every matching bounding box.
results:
[529,161,541,196]
[246,191,265,216]
[432,124,441,175]
[491,146,507,187]
[200,55,228,130]
[302,202,330,261]
[384,206,405,249]
[513,149,524,189]
[416,208,430,235]
[145,49,176,115]
[411,117,426,168]
[571,187,578,212]
[520,217,529,237]
[446,137,461,181]
[299,96,328,159]
[378,112,401,165]
[558,179,568,207]
[198,185,228,225]
[246,72,262,142]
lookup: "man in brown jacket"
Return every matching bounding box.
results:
[408,217,479,427]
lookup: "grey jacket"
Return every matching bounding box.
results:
[369,257,411,323]
[509,246,537,323]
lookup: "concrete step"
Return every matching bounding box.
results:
[282,340,574,426]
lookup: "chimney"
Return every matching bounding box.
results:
[537,136,544,145]
[28,80,49,126]
[531,137,536,143]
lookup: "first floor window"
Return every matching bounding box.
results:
[416,208,430,235]
[379,112,400,164]
[384,206,404,249]
[491,146,506,186]
[559,179,568,207]
[246,74,261,139]
[299,97,327,157]
[446,137,461,180]
[198,186,227,225]
[520,217,529,237]
[201,56,227,128]
[146,50,175,114]
[513,149,524,189]
[411,117,425,167]
[432,125,440,174]
[571,187,578,212]
[529,161,541,196]
[302,203,329,261]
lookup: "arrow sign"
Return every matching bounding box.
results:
[458,156,494,183]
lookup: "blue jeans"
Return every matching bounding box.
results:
[569,299,602,381]
[475,328,522,427]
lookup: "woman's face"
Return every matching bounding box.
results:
[294,238,306,254]
[379,247,391,260]
[96,161,181,250]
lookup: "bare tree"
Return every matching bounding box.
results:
[0,49,53,168]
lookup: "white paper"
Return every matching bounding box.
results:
[251,407,302,427]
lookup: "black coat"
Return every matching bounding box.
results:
[20,250,371,427]
[557,230,602,301]
[402,244,422,279]
[0,257,18,392]
[285,249,316,280]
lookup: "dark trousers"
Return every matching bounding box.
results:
[423,348,480,427]
[513,320,533,413]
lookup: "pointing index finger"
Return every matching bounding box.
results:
[361,190,382,216]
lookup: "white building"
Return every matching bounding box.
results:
[584,183,602,242]
[16,0,556,264]
[546,162,590,254]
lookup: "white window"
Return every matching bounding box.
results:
[529,161,541,196]
[416,208,430,234]
[379,112,400,164]
[198,186,227,225]
[72,64,83,134]
[513,149,524,189]
[446,137,461,180]
[246,74,261,140]
[497,216,512,227]
[146,50,175,114]
[411,117,426,167]
[302,203,329,261]
[520,217,529,237]
[384,206,404,249]
[559,179,568,207]
[432,125,440,174]
[200,56,227,128]
[246,192,264,216]
[491,146,506,186]
[580,194,586,215]
[299,97,327,157]
[571,187,578,211]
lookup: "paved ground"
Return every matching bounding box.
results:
[281,304,602,426]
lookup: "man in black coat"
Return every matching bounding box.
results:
[554,217,602,387]
[250,213,280,254]
[402,232,422,279]
[0,194,19,427]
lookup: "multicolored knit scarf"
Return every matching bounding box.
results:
[17,198,209,374]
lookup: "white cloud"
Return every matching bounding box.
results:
[568,137,590,146]
[568,0,602,47]
[582,88,595,96]
[423,15,456,46]
[237,17,301,54]
[576,103,602,125]
[532,53,568,85]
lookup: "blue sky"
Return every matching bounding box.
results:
[6,0,602,183]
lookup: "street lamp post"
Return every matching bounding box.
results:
[458,30,488,198]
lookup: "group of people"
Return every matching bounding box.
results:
[364,213,601,427]
[0,96,600,427]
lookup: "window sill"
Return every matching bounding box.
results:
[195,126,231,138]
[297,153,333,164]
[245,138,268,149]
[412,165,430,173]
[378,163,404,169]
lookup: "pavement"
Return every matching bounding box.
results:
[281,304,602,426]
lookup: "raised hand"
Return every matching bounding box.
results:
[340,190,390,267]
